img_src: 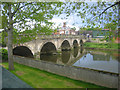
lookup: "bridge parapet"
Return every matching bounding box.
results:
[37,35,85,39]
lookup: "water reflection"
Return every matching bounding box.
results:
[39,48,119,73]
[93,54,110,61]
[61,51,70,64]
[90,51,110,61]
[80,47,83,54]
[40,54,57,63]
[111,52,120,61]
[73,48,78,58]
[73,50,119,73]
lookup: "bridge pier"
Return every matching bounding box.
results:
[34,52,40,60]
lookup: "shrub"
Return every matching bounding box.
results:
[100,39,104,41]
[0,49,8,62]
[2,41,7,47]
[92,38,96,40]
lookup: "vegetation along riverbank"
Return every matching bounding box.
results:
[83,42,120,51]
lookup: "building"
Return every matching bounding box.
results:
[92,29,110,38]
[54,22,76,35]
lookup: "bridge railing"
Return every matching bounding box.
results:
[13,34,85,46]
[37,34,85,39]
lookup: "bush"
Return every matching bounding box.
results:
[0,49,8,62]
[0,41,7,47]
[2,41,7,47]
[100,39,104,41]
[83,42,119,49]
[92,38,96,40]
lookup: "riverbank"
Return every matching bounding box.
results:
[1,62,105,88]
[83,42,120,51]
[1,65,32,88]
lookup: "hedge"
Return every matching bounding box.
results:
[0,49,8,62]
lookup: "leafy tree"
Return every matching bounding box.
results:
[0,15,8,47]
[0,16,2,29]
[71,27,76,30]
[1,2,63,70]
[104,22,117,39]
[104,23,117,31]
[0,49,8,62]
[1,31,7,47]
[61,1,119,28]
[1,1,120,70]
[86,27,102,31]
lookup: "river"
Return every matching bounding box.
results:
[39,48,119,74]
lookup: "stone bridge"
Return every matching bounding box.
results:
[13,35,87,59]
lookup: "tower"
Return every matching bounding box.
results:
[63,22,66,27]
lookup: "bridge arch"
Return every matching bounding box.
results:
[40,42,57,54]
[61,40,71,51]
[13,46,34,58]
[73,40,78,48]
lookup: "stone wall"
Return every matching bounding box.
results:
[13,55,119,88]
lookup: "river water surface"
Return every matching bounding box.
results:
[39,48,119,74]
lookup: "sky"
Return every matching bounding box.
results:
[1,2,92,32]
[48,2,94,31]
[49,1,117,31]
[1,1,117,32]
[49,14,82,31]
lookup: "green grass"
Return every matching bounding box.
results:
[2,62,105,88]
[84,42,119,50]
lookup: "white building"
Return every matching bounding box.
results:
[54,22,76,35]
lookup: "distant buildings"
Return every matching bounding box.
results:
[54,22,76,35]
[78,29,110,38]
[92,29,110,38]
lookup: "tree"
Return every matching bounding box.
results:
[1,1,119,70]
[104,22,117,41]
[2,2,63,70]
[104,23,117,31]
[71,27,76,30]
[59,1,119,28]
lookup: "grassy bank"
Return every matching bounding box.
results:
[84,42,119,50]
[1,62,105,88]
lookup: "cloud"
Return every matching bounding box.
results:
[49,18,66,25]
[49,17,80,31]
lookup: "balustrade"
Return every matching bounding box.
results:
[37,34,84,39]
